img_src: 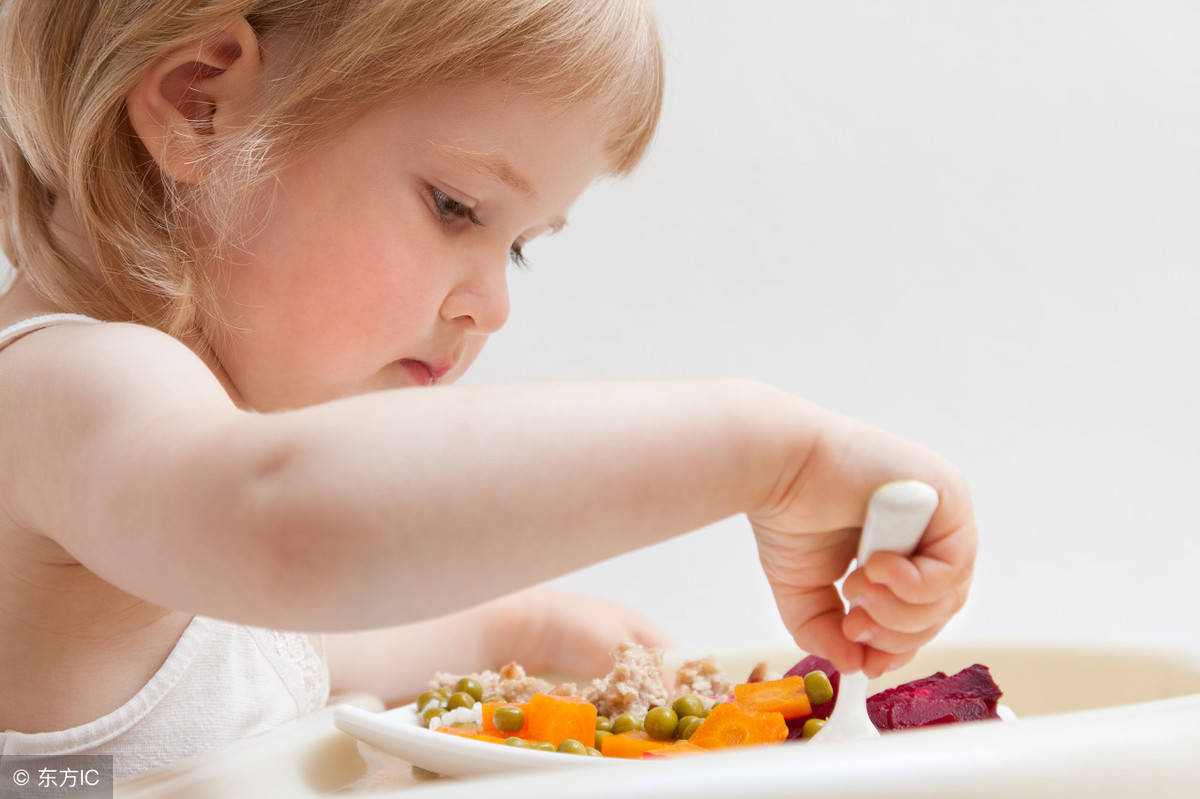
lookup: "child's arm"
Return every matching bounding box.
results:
[0,322,974,675]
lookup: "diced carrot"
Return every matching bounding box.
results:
[481,702,531,739]
[733,676,812,719]
[600,731,673,758]
[642,741,709,758]
[688,703,789,749]
[524,694,597,748]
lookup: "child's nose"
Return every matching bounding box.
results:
[438,258,511,334]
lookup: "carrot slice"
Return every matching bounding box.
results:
[524,694,597,748]
[688,703,789,749]
[600,731,673,758]
[733,676,813,719]
[642,740,709,758]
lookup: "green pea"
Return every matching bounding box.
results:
[455,677,483,702]
[446,691,475,711]
[492,706,525,733]
[586,747,603,757]
[594,730,612,751]
[482,694,505,703]
[802,718,826,739]
[804,671,835,706]
[676,715,703,740]
[595,715,613,732]
[420,706,443,726]
[531,741,556,752]
[644,706,679,740]
[672,694,705,719]
[557,738,588,755]
[416,691,444,711]
[503,737,528,747]
[449,722,476,730]
[611,713,640,734]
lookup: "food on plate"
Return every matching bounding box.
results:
[642,740,709,758]
[688,702,790,749]
[600,730,674,758]
[428,661,577,703]
[867,664,1002,730]
[672,654,735,701]
[481,701,528,737]
[582,641,670,719]
[524,694,597,748]
[417,643,1006,760]
[780,654,842,738]
[801,718,826,738]
[733,676,812,719]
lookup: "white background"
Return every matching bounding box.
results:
[3,2,1196,656]
[463,0,1200,654]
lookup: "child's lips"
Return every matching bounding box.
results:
[396,358,451,386]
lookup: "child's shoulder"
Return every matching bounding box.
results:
[0,299,239,535]
[0,296,236,441]
[0,312,216,396]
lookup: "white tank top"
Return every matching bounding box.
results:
[0,314,331,783]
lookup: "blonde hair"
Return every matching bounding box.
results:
[0,0,664,336]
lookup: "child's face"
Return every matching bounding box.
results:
[203,82,609,411]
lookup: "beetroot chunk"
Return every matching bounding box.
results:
[867,664,1002,731]
[781,655,842,738]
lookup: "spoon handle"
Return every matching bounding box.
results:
[855,480,939,565]
[809,481,940,745]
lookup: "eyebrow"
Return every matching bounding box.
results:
[429,140,567,233]
[431,141,535,195]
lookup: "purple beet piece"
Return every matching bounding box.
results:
[781,655,842,738]
[867,664,1002,731]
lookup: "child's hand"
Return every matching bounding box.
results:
[749,410,977,679]
[485,586,673,679]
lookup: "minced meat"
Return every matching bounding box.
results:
[673,656,733,704]
[428,661,577,704]
[583,642,669,719]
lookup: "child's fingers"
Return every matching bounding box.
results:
[841,605,944,655]
[856,485,976,605]
[768,580,866,675]
[842,571,964,633]
[862,646,917,679]
[860,531,975,606]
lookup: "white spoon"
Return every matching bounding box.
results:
[810,479,939,745]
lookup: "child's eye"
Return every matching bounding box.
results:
[429,186,481,226]
[429,185,532,270]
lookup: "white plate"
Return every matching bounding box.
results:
[333,702,633,778]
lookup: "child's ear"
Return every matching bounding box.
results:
[125,17,262,184]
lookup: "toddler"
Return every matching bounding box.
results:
[0,0,977,782]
